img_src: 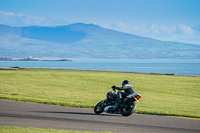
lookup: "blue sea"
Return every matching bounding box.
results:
[0,59,200,76]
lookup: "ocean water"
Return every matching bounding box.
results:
[0,59,200,76]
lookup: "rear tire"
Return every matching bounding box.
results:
[121,101,137,116]
[94,101,104,114]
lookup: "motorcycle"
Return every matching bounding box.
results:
[94,88,141,116]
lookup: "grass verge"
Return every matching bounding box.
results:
[0,126,111,133]
[0,68,200,118]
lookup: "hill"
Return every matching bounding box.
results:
[0,23,200,59]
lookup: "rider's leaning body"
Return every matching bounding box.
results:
[112,80,135,108]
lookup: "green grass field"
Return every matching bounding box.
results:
[0,126,111,133]
[0,68,200,118]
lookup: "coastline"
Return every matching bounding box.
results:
[0,67,199,77]
[0,57,72,62]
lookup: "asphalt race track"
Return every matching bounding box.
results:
[0,99,200,133]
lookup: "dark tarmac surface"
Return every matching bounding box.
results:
[0,99,199,133]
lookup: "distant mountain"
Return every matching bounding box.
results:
[0,23,200,59]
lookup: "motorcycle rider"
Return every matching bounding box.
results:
[112,80,135,108]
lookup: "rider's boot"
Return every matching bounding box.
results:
[114,98,121,109]
[114,102,119,109]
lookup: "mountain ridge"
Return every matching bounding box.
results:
[0,23,200,59]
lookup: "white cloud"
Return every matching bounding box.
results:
[179,25,194,34]
[102,23,200,44]
[0,10,15,16]
[24,15,46,24]
[101,22,128,32]
[150,24,177,34]
[146,24,200,44]
[0,10,48,26]
[148,24,195,35]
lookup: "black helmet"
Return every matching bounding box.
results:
[122,80,130,87]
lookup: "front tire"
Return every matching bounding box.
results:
[94,101,104,114]
[121,102,137,116]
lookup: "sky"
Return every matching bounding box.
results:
[0,0,200,44]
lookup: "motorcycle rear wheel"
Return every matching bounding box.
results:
[121,102,137,116]
[94,101,104,114]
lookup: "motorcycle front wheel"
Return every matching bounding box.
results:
[121,101,137,116]
[94,101,104,114]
